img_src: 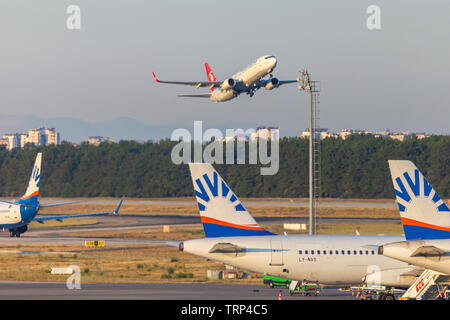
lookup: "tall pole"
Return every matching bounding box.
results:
[298,70,319,235]
[309,90,315,235]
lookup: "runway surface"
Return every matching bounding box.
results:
[0,281,354,300]
[15,214,401,234]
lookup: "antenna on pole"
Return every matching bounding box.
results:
[297,70,321,235]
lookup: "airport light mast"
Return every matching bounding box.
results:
[297,70,321,235]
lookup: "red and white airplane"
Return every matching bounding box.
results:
[152,55,299,102]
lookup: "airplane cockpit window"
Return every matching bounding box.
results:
[264,55,275,59]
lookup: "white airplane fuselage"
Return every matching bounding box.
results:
[182,234,417,287]
[0,202,23,226]
[210,56,277,102]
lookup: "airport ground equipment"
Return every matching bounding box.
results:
[297,70,321,235]
[289,280,322,296]
[347,285,404,300]
[400,269,450,300]
[263,275,291,288]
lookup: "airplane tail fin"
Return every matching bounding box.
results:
[205,63,216,92]
[388,160,450,240]
[20,153,42,205]
[188,163,273,237]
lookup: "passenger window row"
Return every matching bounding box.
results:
[298,249,376,255]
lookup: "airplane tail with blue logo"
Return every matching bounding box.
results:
[20,153,42,206]
[189,163,273,237]
[388,160,450,240]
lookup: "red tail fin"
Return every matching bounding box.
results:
[205,62,216,92]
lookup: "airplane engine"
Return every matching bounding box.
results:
[220,78,236,90]
[265,78,279,90]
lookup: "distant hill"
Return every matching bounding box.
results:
[0,115,176,143]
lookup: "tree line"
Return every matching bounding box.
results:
[0,134,447,199]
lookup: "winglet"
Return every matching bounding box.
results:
[152,72,160,83]
[114,199,124,215]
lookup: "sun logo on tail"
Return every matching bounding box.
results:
[32,166,40,187]
[394,169,449,213]
[194,172,246,213]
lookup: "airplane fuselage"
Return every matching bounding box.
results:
[182,234,417,287]
[0,202,37,229]
[210,55,277,102]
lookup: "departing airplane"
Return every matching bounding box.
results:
[152,55,299,102]
[178,163,422,288]
[0,153,123,237]
[379,160,450,274]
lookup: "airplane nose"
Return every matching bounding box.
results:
[271,58,277,68]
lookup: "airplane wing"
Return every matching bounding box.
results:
[177,94,211,98]
[32,200,123,223]
[254,78,298,90]
[153,72,222,88]
[276,80,299,86]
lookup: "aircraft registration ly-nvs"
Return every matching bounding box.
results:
[177,161,449,288]
[0,153,122,237]
[152,55,299,102]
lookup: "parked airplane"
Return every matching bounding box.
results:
[178,163,420,287]
[152,55,299,102]
[379,160,450,274]
[0,153,123,237]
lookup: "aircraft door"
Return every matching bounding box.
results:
[270,239,284,266]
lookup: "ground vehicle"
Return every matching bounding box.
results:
[263,275,291,288]
[289,281,322,296]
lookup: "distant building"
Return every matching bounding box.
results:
[0,138,9,149]
[300,128,430,141]
[0,128,61,150]
[250,126,279,142]
[301,128,333,140]
[85,136,115,146]
[2,134,20,150]
[43,128,60,145]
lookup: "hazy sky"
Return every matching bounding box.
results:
[1,0,449,136]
